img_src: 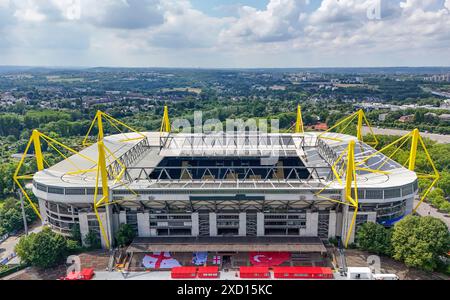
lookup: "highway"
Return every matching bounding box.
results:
[362,127,450,144]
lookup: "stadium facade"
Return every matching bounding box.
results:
[30,126,419,249]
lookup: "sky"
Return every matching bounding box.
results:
[0,0,450,68]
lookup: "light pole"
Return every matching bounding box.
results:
[17,188,29,236]
[12,153,33,236]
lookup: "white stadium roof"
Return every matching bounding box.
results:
[32,131,417,191]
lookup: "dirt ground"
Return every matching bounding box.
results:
[344,249,449,280]
[3,249,448,280]
[2,250,110,281]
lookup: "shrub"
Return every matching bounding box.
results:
[84,231,101,249]
[356,222,393,256]
[66,239,83,254]
[69,225,81,244]
[328,237,339,247]
[439,201,450,214]
[392,216,450,272]
[115,224,136,248]
[15,227,67,269]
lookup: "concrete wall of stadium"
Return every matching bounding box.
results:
[36,193,415,249]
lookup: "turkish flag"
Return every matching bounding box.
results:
[249,252,291,267]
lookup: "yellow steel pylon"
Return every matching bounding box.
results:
[356,129,440,214]
[83,110,146,147]
[319,109,379,147]
[13,130,97,221]
[295,105,304,134]
[83,110,147,249]
[93,139,111,249]
[344,140,359,248]
[357,110,364,142]
[160,106,171,133]
[13,130,44,220]
[409,129,420,171]
[315,140,359,248]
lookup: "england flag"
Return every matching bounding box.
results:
[142,252,181,269]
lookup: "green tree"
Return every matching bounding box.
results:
[391,216,450,271]
[115,224,136,247]
[15,227,67,268]
[0,197,37,234]
[437,172,450,195]
[84,231,101,249]
[69,224,82,244]
[439,201,450,214]
[356,222,393,256]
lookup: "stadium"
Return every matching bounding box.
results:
[14,107,438,272]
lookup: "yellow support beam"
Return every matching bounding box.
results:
[409,129,420,171]
[97,141,109,199]
[161,106,171,133]
[344,140,359,248]
[413,134,440,213]
[345,141,358,207]
[97,111,104,141]
[83,110,146,146]
[83,112,99,147]
[13,131,47,220]
[295,105,304,134]
[318,109,378,147]
[314,139,359,248]
[347,126,438,215]
[345,206,359,248]
[32,130,44,171]
[362,111,379,148]
[94,140,111,249]
[357,110,364,142]
[13,129,102,222]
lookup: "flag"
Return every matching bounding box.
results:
[192,252,208,266]
[249,252,291,267]
[212,256,221,265]
[142,252,181,269]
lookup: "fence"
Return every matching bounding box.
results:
[0,234,8,244]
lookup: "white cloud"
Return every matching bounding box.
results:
[13,0,47,22]
[221,0,310,43]
[80,0,165,29]
[0,0,450,67]
[145,0,230,48]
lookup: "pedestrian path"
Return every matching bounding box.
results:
[414,200,450,230]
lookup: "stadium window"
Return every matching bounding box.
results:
[87,188,103,195]
[402,185,413,196]
[48,187,64,195]
[384,189,401,199]
[37,183,47,192]
[65,188,86,195]
[413,180,419,192]
[365,190,383,199]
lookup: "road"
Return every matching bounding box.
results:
[362,127,450,144]
[0,223,43,265]
[414,200,450,230]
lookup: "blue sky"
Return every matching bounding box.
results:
[190,0,269,17]
[0,0,449,68]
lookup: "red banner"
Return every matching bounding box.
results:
[249,252,291,267]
